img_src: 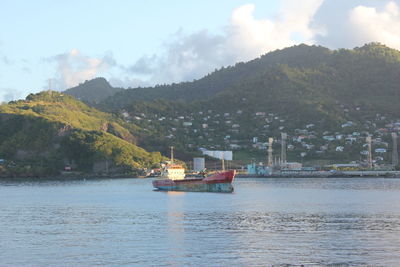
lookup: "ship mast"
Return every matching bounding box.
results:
[170,146,174,164]
[221,151,225,171]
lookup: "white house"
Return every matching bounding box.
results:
[375,148,387,153]
[323,136,335,141]
[336,146,344,152]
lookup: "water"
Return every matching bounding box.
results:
[1,178,400,266]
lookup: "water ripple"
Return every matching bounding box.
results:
[1,178,400,266]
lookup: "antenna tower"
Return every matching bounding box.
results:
[268,137,273,167]
[392,133,399,166]
[366,136,373,169]
[48,78,53,91]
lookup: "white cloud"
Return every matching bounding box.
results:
[227,1,325,54]
[45,1,400,90]
[0,88,23,103]
[349,1,400,49]
[50,49,116,90]
[108,76,148,88]
[128,1,325,85]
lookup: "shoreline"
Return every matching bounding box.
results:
[0,172,147,181]
[1,172,400,181]
[237,170,400,178]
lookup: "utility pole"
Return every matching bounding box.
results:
[366,136,373,169]
[268,137,273,167]
[392,133,399,167]
[170,146,174,164]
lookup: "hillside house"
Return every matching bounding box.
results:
[121,111,130,118]
[345,137,357,143]
[320,145,328,151]
[323,136,335,141]
[253,142,267,150]
[304,144,315,150]
[341,122,354,128]
[295,129,309,135]
[336,146,344,152]
[333,134,342,140]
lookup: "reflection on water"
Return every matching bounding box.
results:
[166,191,186,266]
[1,178,400,266]
[166,191,186,196]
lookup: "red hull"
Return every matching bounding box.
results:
[152,170,236,192]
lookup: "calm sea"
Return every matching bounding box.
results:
[1,177,400,266]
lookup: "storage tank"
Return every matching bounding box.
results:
[193,157,205,172]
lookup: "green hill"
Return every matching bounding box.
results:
[64,77,123,104]
[0,91,162,177]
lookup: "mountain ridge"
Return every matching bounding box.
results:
[90,43,399,114]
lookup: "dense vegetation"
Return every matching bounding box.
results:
[91,43,400,164]
[98,43,400,116]
[0,91,162,177]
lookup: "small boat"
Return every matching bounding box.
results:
[152,147,236,193]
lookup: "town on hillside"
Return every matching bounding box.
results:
[122,105,400,176]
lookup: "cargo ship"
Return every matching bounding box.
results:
[152,147,236,193]
[152,169,236,193]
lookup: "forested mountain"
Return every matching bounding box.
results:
[92,43,399,164]
[64,77,123,104]
[98,43,400,117]
[0,91,162,177]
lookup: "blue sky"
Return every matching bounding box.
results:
[0,0,399,101]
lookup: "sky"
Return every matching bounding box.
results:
[1,0,400,102]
